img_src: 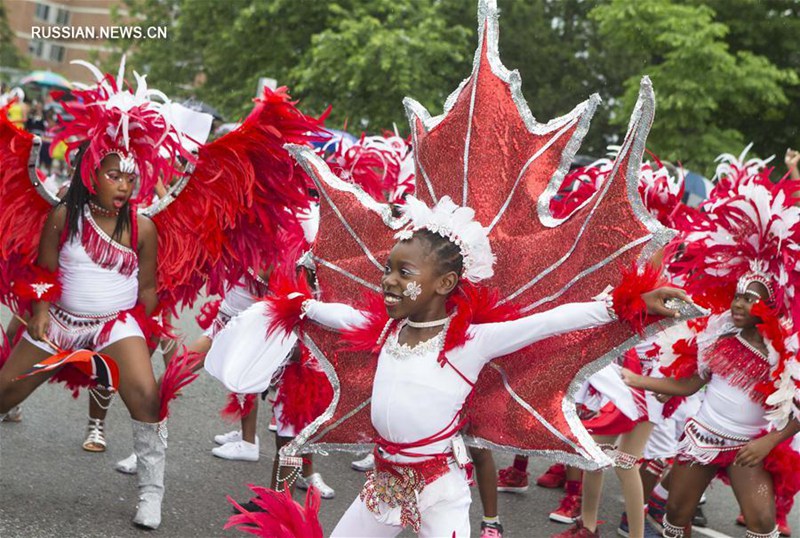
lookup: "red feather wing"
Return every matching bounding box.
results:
[0,109,56,312]
[152,87,322,310]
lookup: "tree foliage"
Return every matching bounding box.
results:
[0,0,29,71]
[591,0,798,170]
[103,0,800,169]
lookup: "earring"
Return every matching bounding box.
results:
[403,281,422,301]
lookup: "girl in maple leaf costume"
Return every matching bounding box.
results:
[623,176,800,538]
[0,59,317,530]
[227,1,710,536]
[259,195,686,537]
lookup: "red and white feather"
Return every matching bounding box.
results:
[321,129,415,205]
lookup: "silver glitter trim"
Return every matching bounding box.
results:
[286,144,407,231]
[504,78,674,307]
[279,333,342,458]
[521,235,652,313]
[466,299,706,470]
[306,397,372,446]
[27,136,59,206]
[312,255,382,294]
[138,163,194,217]
[403,0,599,213]
[487,363,586,455]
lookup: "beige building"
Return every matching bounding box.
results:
[6,0,132,84]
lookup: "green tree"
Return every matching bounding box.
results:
[591,0,797,171]
[0,0,29,71]
[288,0,472,130]
[698,0,800,160]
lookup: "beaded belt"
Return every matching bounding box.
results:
[49,305,122,347]
[677,418,750,465]
[359,448,452,532]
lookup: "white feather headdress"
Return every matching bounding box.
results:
[395,196,495,283]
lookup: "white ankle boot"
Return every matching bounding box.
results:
[132,419,167,529]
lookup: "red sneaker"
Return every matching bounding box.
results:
[551,519,599,538]
[549,481,582,524]
[496,466,529,493]
[778,513,792,537]
[537,463,567,488]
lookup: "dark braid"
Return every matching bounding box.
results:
[412,229,463,276]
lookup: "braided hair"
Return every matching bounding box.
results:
[410,229,463,277]
[60,144,131,242]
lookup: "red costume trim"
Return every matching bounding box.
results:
[220,392,257,422]
[158,347,203,421]
[81,208,138,276]
[272,347,333,432]
[225,484,323,538]
[11,266,62,303]
[195,299,222,331]
[611,263,665,335]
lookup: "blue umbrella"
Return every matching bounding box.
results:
[20,70,72,89]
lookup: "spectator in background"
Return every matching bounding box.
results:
[25,101,51,174]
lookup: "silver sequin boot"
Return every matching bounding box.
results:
[132,419,167,529]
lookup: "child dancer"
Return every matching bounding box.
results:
[624,176,800,538]
[262,194,687,536]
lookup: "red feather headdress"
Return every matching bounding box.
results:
[52,57,193,203]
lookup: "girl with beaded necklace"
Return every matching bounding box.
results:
[260,195,688,537]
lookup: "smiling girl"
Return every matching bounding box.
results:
[264,195,687,537]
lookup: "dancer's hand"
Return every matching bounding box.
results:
[620,367,641,388]
[734,436,774,467]
[786,148,800,171]
[654,393,671,403]
[642,287,691,317]
[27,311,50,341]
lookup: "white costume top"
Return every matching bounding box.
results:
[304,299,613,461]
[58,221,139,315]
[695,370,769,438]
[692,315,774,438]
[218,281,257,318]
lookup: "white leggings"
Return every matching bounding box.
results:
[331,466,471,538]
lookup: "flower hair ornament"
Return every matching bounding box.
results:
[52,56,193,203]
[394,196,495,283]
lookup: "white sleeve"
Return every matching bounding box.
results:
[471,301,614,362]
[304,299,369,331]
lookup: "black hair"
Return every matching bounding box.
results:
[411,229,463,277]
[60,143,131,242]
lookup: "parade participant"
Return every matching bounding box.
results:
[0,59,317,529]
[260,193,685,537]
[226,3,704,536]
[623,174,800,538]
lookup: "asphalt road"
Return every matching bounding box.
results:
[0,305,793,537]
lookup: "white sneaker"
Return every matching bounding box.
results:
[351,453,375,472]
[296,472,335,499]
[214,430,242,445]
[2,405,22,422]
[268,416,277,432]
[211,438,259,462]
[115,453,138,475]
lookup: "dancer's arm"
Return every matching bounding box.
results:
[735,418,800,467]
[137,216,159,316]
[621,368,706,396]
[473,287,687,361]
[28,206,66,340]
[302,299,368,330]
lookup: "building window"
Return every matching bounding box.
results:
[34,3,50,21]
[28,40,44,58]
[55,8,70,25]
[49,44,65,63]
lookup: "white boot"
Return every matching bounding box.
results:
[115,453,138,474]
[132,419,167,529]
